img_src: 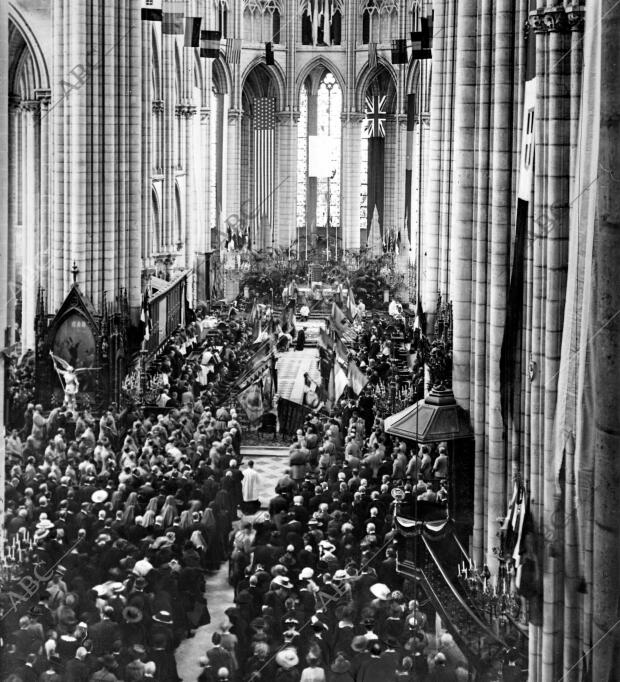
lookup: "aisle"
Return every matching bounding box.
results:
[174,448,289,681]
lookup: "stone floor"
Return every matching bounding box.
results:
[174,448,289,680]
[175,347,320,680]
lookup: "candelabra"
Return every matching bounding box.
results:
[456,561,521,628]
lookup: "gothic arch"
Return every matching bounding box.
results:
[212,55,232,96]
[8,5,50,93]
[295,56,345,108]
[355,59,397,112]
[241,59,285,107]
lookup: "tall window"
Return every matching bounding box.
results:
[243,0,282,44]
[301,0,343,45]
[216,0,229,39]
[316,73,342,232]
[361,0,398,44]
[297,70,342,258]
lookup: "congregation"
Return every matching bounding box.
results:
[0,304,499,682]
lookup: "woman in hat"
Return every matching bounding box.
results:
[328,653,354,682]
[275,647,301,682]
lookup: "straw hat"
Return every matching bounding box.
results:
[275,648,299,670]
[370,583,391,601]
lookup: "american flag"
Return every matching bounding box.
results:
[253,98,276,250]
[226,38,242,64]
[364,95,386,138]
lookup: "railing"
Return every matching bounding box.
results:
[144,271,188,356]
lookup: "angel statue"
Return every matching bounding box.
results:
[49,351,99,410]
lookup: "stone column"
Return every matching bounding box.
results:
[340,112,364,251]
[20,100,41,351]
[50,0,142,310]
[0,0,8,560]
[225,107,241,246]
[179,104,198,294]
[36,90,51,295]
[276,111,299,250]
[200,106,211,253]
[7,96,20,346]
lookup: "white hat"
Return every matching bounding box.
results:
[272,575,293,590]
[370,583,391,601]
[299,567,314,580]
[275,648,299,670]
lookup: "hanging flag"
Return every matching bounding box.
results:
[334,362,349,402]
[348,361,369,395]
[265,42,275,66]
[346,287,358,322]
[368,42,378,71]
[391,38,408,64]
[411,15,432,59]
[363,95,386,138]
[280,300,296,335]
[253,97,276,248]
[141,0,162,22]
[317,328,334,352]
[414,296,425,331]
[500,14,536,427]
[404,93,416,247]
[237,381,265,425]
[200,30,221,58]
[162,0,184,34]
[335,337,349,364]
[225,38,242,64]
[139,286,152,342]
[184,17,202,47]
[330,302,348,337]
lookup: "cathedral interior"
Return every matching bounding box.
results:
[0,1,619,681]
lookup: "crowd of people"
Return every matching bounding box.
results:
[0,298,512,681]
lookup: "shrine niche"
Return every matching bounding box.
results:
[35,279,132,411]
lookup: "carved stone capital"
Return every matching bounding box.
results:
[200,107,210,122]
[341,111,365,124]
[20,100,41,115]
[152,99,164,114]
[567,6,585,32]
[276,111,300,125]
[35,89,51,106]
[9,94,21,112]
[176,103,197,118]
[528,10,546,33]
[543,6,569,33]
[228,109,243,123]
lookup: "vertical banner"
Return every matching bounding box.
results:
[404,93,416,246]
[253,98,276,250]
[367,138,385,236]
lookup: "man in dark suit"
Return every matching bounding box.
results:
[88,607,121,657]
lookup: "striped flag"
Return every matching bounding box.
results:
[411,15,432,59]
[141,0,162,22]
[391,38,408,64]
[318,328,334,352]
[162,0,184,34]
[368,42,378,70]
[500,8,536,427]
[253,98,276,250]
[139,286,151,342]
[225,38,242,64]
[404,93,416,248]
[184,17,201,47]
[348,361,369,396]
[200,30,221,58]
